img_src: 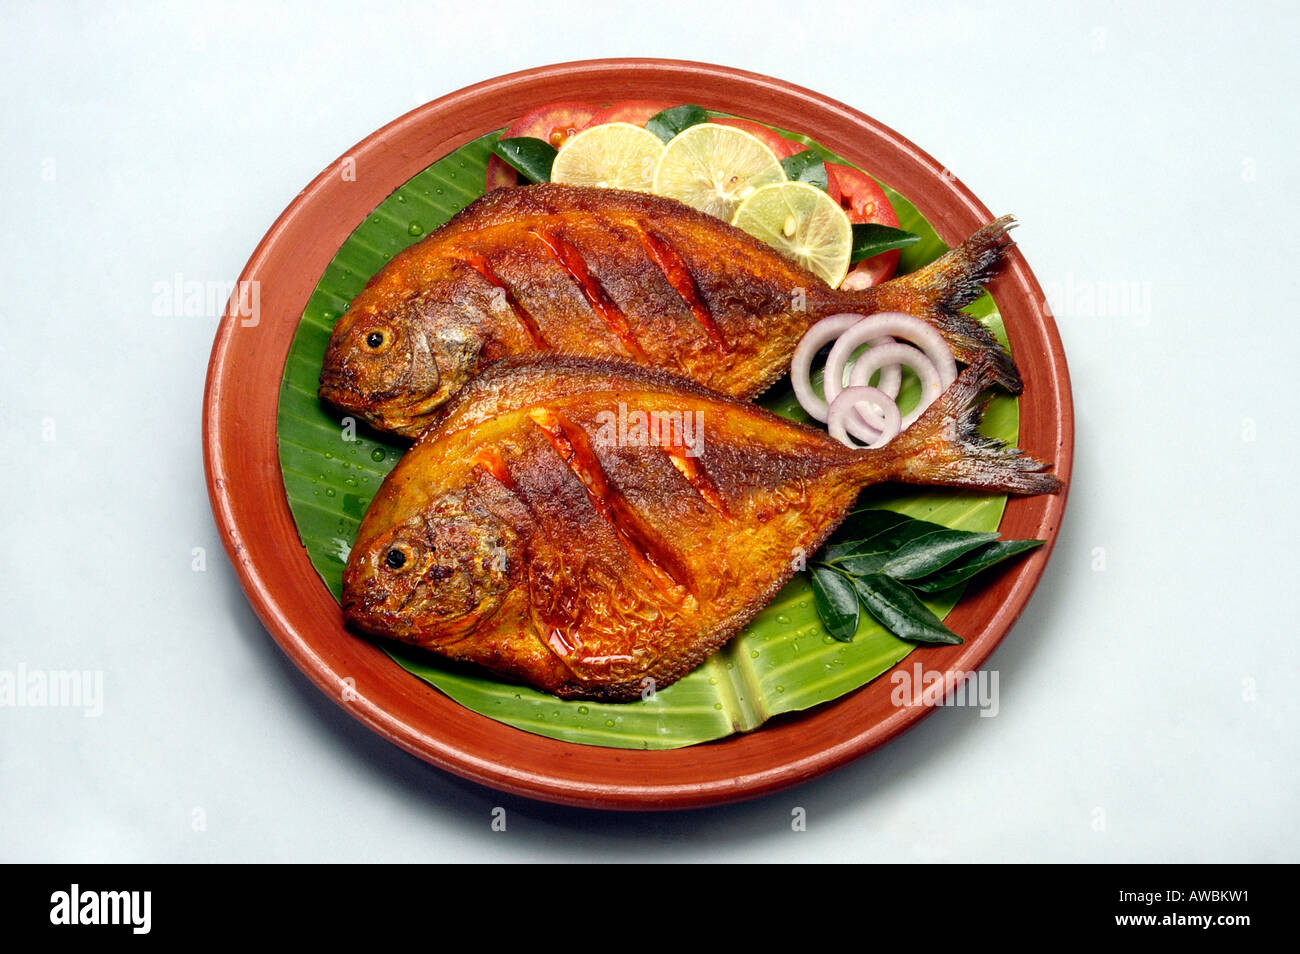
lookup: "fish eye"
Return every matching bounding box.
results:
[384,544,413,571]
[363,327,393,352]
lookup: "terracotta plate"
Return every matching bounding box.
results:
[203,58,1074,810]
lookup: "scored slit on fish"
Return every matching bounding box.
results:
[526,406,690,597]
[660,444,731,519]
[449,250,549,350]
[637,227,729,354]
[528,228,646,361]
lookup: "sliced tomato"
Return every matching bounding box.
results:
[512,100,601,147]
[826,163,896,223]
[821,165,842,205]
[710,117,799,159]
[485,155,520,191]
[487,100,601,191]
[582,100,678,129]
[827,162,901,287]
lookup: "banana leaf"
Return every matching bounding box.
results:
[275,126,1016,750]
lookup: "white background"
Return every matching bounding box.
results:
[1,0,1295,862]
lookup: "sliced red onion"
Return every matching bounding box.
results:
[847,341,943,429]
[792,311,955,438]
[792,315,902,422]
[833,348,905,443]
[839,393,885,444]
[833,334,900,442]
[842,311,956,389]
[864,336,900,398]
[828,386,901,449]
[791,314,868,422]
[817,315,903,400]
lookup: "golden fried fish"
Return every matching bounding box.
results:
[342,355,1059,701]
[319,183,1019,438]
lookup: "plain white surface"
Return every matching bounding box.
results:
[1,0,1296,862]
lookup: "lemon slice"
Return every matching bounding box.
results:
[731,181,853,287]
[550,122,665,193]
[652,123,786,220]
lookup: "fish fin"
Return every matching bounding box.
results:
[851,215,1022,393]
[862,353,1061,496]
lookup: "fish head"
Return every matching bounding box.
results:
[342,490,515,644]
[319,296,482,438]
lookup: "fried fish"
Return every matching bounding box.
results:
[319,183,1020,438]
[341,355,1059,701]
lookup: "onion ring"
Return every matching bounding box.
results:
[827,386,902,449]
[847,342,942,429]
[824,312,956,403]
[792,311,956,437]
[790,314,894,421]
[823,312,955,429]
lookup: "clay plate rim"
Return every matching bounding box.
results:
[202,58,1074,811]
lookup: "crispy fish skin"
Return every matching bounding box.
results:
[319,183,1019,438]
[342,355,1059,701]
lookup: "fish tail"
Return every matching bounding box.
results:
[848,215,1022,393]
[856,353,1061,496]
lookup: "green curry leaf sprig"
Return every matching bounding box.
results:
[808,509,1043,645]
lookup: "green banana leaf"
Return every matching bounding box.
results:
[275,124,1016,750]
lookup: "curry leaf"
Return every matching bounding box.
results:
[645,105,710,143]
[837,553,889,577]
[780,150,829,191]
[822,510,945,564]
[810,565,860,642]
[879,529,1001,581]
[813,513,1040,645]
[911,539,1045,593]
[852,574,964,645]
[493,136,557,183]
[850,223,922,262]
